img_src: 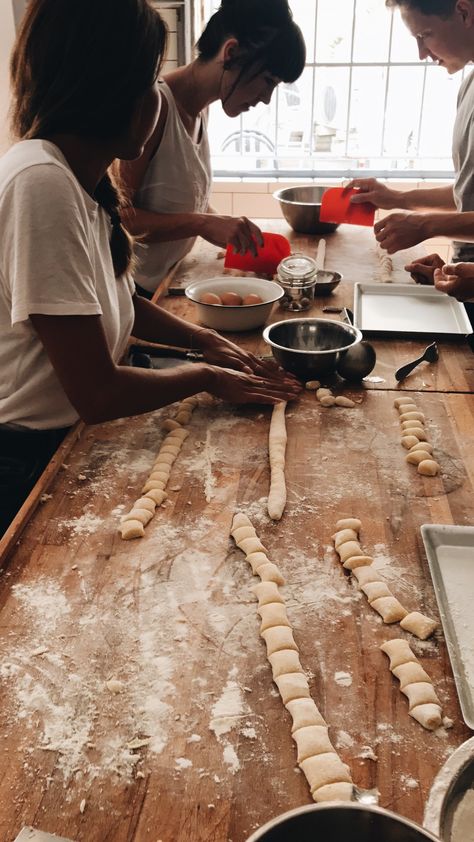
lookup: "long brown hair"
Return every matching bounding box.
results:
[10,0,167,277]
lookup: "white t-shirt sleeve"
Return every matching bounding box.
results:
[1,162,104,325]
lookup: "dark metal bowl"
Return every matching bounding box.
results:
[314,270,343,296]
[246,803,441,842]
[262,317,362,379]
[273,185,339,235]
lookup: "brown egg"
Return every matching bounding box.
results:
[220,291,243,306]
[200,292,222,305]
[242,293,263,306]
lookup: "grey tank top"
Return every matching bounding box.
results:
[134,80,212,292]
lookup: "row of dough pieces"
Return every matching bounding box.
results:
[231,512,354,802]
[394,396,440,476]
[119,396,198,540]
[305,381,356,408]
[332,517,443,731]
[332,517,437,637]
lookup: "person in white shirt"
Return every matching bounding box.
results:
[347,0,474,287]
[119,0,306,297]
[0,0,300,535]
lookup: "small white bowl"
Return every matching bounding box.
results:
[185,276,284,332]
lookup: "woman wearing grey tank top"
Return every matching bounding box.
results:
[119,0,306,296]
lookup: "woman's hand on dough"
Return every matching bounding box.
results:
[345,178,400,210]
[404,253,445,285]
[199,213,264,256]
[197,329,296,381]
[374,212,430,253]
[208,366,301,405]
[434,262,474,302]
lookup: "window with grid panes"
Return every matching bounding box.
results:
[200,0,466,178]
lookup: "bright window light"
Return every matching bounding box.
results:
[201,0,464,178]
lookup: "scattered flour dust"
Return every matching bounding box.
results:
[59,513,104,537]
[334,671,352,687]
[1,513,251,786]
[209,666,248,775]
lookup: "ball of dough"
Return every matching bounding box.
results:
[409,441,433,454]
[119,519,145,540]
[399,411,425,423]
[343,554,373,571]
[397,404,418,415]
[406,450,432,466]
[200,292,222,305]
[335,518,361,532]
[175,411,192,425]
[394,397,416,409]
[242,293,263,305]
[400,611,438,640]
[401,435,422,449]
[319,395,336,407]
[305,380,321,391]
[220,291,243,306]
[335,396,356,408]
[418,459,439,476]
[162,419,181,431]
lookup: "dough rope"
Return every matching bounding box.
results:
[231,512,354,802]
[377,244,393,283]
[333,518,438,637]
[380,638,444,730]
[119,427,189,540]
[394,397,440,476]
[267,402,287,521]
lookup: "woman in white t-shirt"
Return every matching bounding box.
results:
[0,0,300,535]
[119,0,306,297]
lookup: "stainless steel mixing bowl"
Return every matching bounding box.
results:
[262,318,362,379]
[246,803,441,842]
[273,185,339,234]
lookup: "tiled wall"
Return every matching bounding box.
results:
[210,178,455,263]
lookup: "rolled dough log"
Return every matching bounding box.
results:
[267,402,287,521]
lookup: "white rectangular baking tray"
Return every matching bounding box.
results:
[353,283,472,336]
[421,524,474,729]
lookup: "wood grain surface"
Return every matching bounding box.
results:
[0,224,473,842]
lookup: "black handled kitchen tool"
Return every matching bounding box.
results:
[394,342,439,382]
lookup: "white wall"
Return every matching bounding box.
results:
[0,0,17,153]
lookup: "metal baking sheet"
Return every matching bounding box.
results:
[353,283,472,336]
[421,524,474,729]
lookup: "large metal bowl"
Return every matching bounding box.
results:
[273,185,339,234]
[262,317,362,379]
[246,803,441,842]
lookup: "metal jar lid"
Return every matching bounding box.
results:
[277,253,318,285]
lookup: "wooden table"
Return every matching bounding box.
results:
[0,222,472,842]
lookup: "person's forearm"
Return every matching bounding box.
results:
[122,206,209,243]
[84,362,215,425]
[421,210,474,242]
[132,294,214,349]
[397,185,455,212]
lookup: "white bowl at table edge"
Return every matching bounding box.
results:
[185,277,284,332]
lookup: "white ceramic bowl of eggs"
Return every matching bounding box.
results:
[185,276,284,332]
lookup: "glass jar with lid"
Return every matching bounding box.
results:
[277,253,318,311]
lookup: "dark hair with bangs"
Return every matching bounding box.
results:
[10,0,167,277]
[385,0,457,17]
[197,0,306,86]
